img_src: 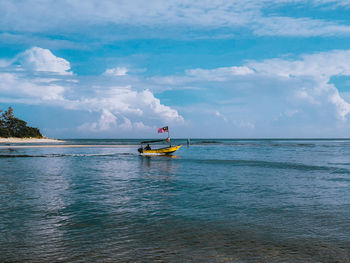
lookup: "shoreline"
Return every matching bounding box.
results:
[0,137,65,144]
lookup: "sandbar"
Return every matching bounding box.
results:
[0,144,136,148]
[0,137,64,144]
[0,137,138,148]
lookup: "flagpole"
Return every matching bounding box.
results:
[168,128,171,146]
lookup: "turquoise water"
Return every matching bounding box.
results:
[0,139,350,262]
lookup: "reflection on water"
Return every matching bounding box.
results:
[139,155,179,177]
[0,140,350,262]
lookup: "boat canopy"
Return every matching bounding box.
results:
[141,139,167,144]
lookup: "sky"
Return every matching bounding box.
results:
[2,1,350,138]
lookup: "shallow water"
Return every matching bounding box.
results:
[0,139,350,262]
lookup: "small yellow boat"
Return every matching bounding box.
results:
[140,145,181,155]
[138,126,181,155]
[137,126,181,155]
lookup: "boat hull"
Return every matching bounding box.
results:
[140,145,181,155]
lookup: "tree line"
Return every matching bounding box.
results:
[0,107,43,138]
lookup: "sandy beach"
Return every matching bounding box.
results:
[0,144,136,148]
[0,137,137,148]
[0,137,64,144]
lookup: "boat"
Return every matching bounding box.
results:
[138,126,182,155]
[138,144,181,155]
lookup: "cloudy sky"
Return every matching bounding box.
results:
[2,0,350,138]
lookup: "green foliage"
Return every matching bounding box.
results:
[0,107,43,138]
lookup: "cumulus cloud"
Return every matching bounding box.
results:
[0,47,184,133]
[139,89,183,121]
[78,110,154,133]
[78,109,117,132]
[4,46,350,136]
[248,50,350,120]
[183,50,350,121]
[0,46,73,76]
[97,109,117,131]
[16,47,72,75]
[64,85,183,124]
[151,49,350,129]
[329,86,350,120]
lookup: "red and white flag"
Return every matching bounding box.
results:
[158,126,168,133]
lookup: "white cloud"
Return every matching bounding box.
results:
[329,86,350,120]
[253,16,350,37]
[186,66,254,81]
[139,89,184,121]
[247,50,350,120]
[78,112,154,133]
[313,0,350,8]
[134,121,152,130]
[151,49,350,125]
[1,0,350,38]
[104,67,128,76]
[16,47,72,75]
[78,109,117,132]
[0,47,184,133]
[68,86,184,124]
[98,109,117,131]
[215,111,228,122]
[71,87,184,130]
[0,73,65,100]
[68,87,184,130]
[162,50,350,123]
[4,46,350,136]
[249,50,350,79]
[295,89,319,105]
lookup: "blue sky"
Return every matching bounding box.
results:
[2,1,350,138]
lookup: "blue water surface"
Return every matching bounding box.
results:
[0,139,349,262]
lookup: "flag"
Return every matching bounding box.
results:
[158,126,168,133]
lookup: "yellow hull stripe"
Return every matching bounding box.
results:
[142,145,181,154]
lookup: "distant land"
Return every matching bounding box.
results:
[0,107,62,143]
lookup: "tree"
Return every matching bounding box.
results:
[0,108,10,138]
[2,106,14,120]
[0,107,43,138]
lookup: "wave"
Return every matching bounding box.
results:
[190,141,317,147]
[185,158,350,174]
[328,162,350,166]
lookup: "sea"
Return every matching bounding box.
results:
[0,139,349,262]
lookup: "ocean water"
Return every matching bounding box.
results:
[0,139,350,262]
